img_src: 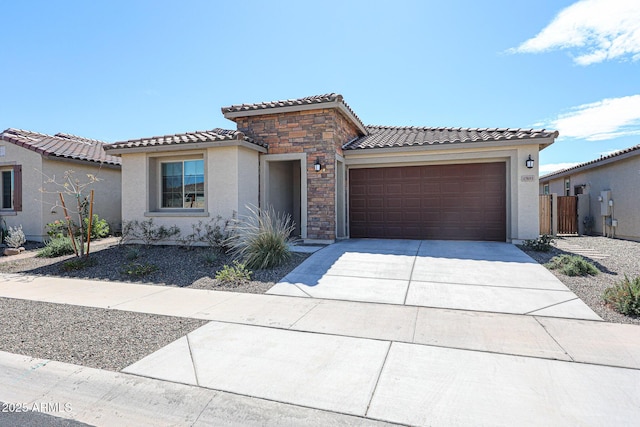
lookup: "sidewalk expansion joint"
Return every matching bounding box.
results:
[404,241,423,305]
[186,333,200,387]
[534,316,574,362]
[524,297,580,316]
[365,341,392,417]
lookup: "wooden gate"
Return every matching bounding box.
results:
[557,196,578,234]
[539,195,552,235]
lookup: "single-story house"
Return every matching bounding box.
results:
[104,93,557,244]
[0,128,122,242]
[540,144,640,241]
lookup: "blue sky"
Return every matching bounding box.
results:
[1,0,639,175]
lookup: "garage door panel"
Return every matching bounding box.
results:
[349,163,506,241]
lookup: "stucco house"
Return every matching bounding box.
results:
[105,93,557,244]
[539,144,640,241]
[0,128,122,242]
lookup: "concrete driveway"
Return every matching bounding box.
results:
[268,239,601,320]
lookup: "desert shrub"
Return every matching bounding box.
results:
[201,251,218,265]
[177,216,232,251]
[120,218,180,246]
[226,206,295,269]
[5,225,26,249]
[215,261,252,286]
[546,254,599,277]
[62,257,97,271]
[523,234,554,252]
[37,237,75,258]
[46,214,110,240]
[121,261,158,277]
[84,214,110,239]
[125,246,141,260]
[603,276,640,316]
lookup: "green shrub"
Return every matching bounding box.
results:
[36,237,76,258]
[62,257,97,271]
[215,261,252,286]
[85,214,110,239]
[125,246,141,260]
[546,254,599,276]
[46,214,110,240]
[604,276,640,316]
[226,206,295,269]
[201,251,218,265]
[121,262,158,277]
[523,234,555,252]
[4,225,26,249]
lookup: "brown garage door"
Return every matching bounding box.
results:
[349,163,506,241]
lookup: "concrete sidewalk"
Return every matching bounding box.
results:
[268,240,601,320]
[1,273,640,425]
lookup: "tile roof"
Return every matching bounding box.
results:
[221,93,366,133]
[0,128,121,166]
[344,126,559,150]
[540,143,640,180]
[105,128,263,151]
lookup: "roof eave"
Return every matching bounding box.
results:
[344,135,557,155]
[540,148,640,181]
[105,139,267,155]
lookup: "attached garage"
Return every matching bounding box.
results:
[349,162,506,241]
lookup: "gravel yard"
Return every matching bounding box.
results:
[0,241,310,293]
[0,241,310,370]
[520,236,640,325]
[0,297,206,371]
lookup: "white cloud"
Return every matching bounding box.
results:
[539,162,581,176]
[546,94,640,141]
[510,0,640,65]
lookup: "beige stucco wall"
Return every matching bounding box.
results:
[0,143,121,242]
[344,141,546,243]
[0,143,44,241]
[42,158,122,240]
[547,156,640,240]
[120,146,260,243]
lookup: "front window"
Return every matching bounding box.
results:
[1,169,13,209]
[543,184,549,195]
[564,179,571,196]
[161,159,204,208]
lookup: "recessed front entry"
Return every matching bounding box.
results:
[349,162,506,241]
[267,160,302,236]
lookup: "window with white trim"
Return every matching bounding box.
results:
[543,184,549,195]
[160,159,205,209]
[564,178,571,196]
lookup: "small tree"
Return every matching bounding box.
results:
[40,170,100,258]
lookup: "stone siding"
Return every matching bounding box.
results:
[235,109,360,240]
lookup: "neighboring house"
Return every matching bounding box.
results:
[105,93,557,244]
[540,144,640,241]
[0,128,122,242]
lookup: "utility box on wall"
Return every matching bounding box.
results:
[600,190,611,216]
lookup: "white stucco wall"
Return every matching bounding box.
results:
[120,146,260,243]
[0,143,44,241]
[42,158,122,239]
[544,156,640,240]
[344,140,547,243]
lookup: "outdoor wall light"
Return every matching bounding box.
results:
[525,155,534,169]
[314,158,322,172]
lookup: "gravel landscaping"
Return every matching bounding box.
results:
[520,236,640,325]
[0,240,311,371]
[0,241,310,293]
[0,297,207,371]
